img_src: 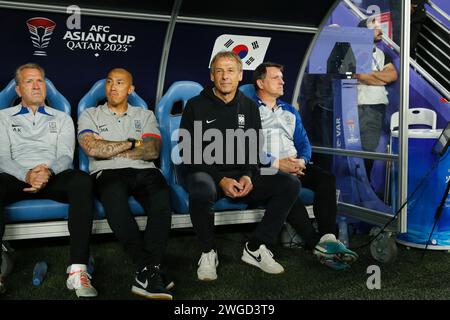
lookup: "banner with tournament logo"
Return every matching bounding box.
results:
[0,7,167,112]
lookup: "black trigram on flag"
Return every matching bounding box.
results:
[252,41,259,50]
[245,57,255,65]
[224,39,234,48]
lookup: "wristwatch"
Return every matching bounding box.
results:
[135,139,143,148]
[127,138,136,150]
[127,138,143,150]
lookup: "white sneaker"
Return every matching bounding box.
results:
[241,242,284,274]
[197,250,219,281]
[66,264,98,298]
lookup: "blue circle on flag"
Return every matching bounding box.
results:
[232,44,249,59]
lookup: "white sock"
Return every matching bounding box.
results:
[67,264,87,274]
[319,233,337,243]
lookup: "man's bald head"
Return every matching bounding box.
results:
[105,68,135,108]
[107,68,134,85]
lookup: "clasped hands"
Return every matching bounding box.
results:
[273,157,306,176]
[219,175,253,199]
[24,164,52,193]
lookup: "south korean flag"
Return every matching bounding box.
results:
[209,34,271,70]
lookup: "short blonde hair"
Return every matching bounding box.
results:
[210,51,243,73]
[15,63,45,84]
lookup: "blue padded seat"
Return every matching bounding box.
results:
[239,84,316,206]
[155,81,247,214]
[77,79,149,218]
[0,78,71,222]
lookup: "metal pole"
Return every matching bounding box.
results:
[155,0,183,104]
[398,0,411,233]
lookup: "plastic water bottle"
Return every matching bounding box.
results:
[32,261,48,286]
[87,255,95,276]
[338,217,349,247]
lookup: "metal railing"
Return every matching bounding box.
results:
[428,0,450,24]
[343,0,450,101]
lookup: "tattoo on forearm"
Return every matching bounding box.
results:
[116,138,160,161]
[79,132,131,159]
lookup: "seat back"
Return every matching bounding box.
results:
[390,108,437,131]
[155,81,203,213]
[77,79,148,172]
[239,83,256,99]
[155,81,203,185]
[0,78,70,114]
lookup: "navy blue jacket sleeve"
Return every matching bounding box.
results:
[290,105,312,162]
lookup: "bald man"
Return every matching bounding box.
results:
[78,68,174,300]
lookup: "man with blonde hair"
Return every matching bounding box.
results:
[179,51,305,281]
[0,63,97,297]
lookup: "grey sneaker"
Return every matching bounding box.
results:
[197,249,218,281]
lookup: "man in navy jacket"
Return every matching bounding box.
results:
[180,51,303,281]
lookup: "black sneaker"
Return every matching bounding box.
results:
[131,265,173,300]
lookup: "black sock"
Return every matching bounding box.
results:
[247,238,263,251]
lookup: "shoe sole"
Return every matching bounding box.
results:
[314,249,358,265]
[67,284,98,298]
[75,291,98,298]
[241,254,284,274]
[131,286,173,300]
[336,253,358,264]
[198,277,217,282]
[166,281,175,290]
[197,273,217,281]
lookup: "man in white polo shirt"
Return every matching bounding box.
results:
[77,68,173,300]
[251,62,358,270]
[0,63,97,297]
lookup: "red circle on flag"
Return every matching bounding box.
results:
[232,44,249,59]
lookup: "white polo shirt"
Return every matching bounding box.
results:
[0,104,75,181]
[78,103,161,174]
[357,46,392,106]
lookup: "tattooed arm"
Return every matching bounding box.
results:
[78,132,132,159]
[115,136,161,161]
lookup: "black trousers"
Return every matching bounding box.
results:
[184,171,301,252]
[94,168,171,269]
[287,164,337,250]
[358,104,386,178]
[0,170,94,264]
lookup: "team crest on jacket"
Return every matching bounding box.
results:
[284,114,294,126]
[134,119,142,131]
[238,114,245,128]
[48,121,57,133]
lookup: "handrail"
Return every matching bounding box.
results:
[343,0,450,101]
[426,10,450,35]
[428,0,450,24]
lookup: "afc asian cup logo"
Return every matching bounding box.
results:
[26,17,56,56]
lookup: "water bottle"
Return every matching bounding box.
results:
[32,261,48,286]
[338,217,349,247]
[87,255,95,276]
